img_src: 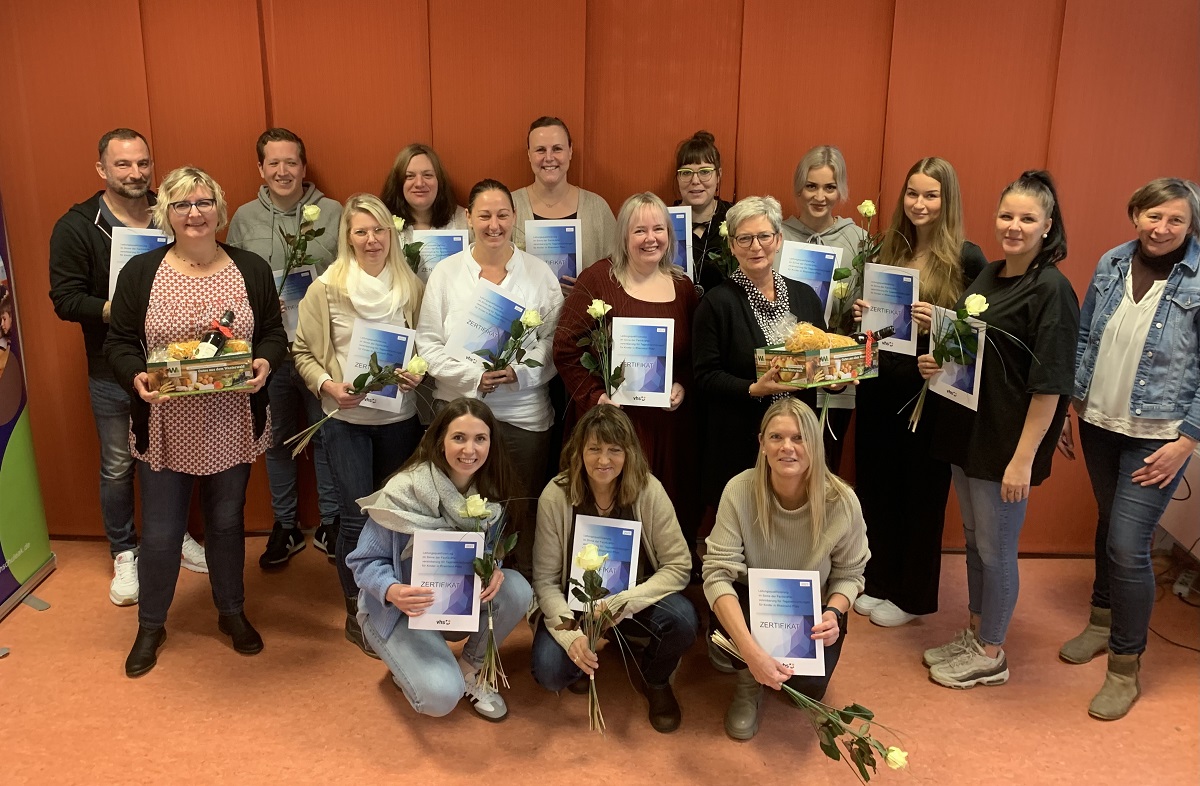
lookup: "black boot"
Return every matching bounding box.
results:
[125,625,166,678]
[345,596,380,659]
[644,683,682,733]
[218,612,264,655]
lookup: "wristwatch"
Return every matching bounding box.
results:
[822,605,846,625]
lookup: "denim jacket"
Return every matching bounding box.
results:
[1074,237,1200,441]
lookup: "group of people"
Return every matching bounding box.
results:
[46,119,1199,734]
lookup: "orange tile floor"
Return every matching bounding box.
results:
[2,540,1197,786]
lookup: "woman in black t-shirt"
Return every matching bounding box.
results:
[918,171,1079,690]
[672,131,733,296]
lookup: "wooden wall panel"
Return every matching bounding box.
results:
[881,0,1066,258]
[584,0,743,210]
[735,0,893,212]
[263,0,433,202]
[429,1,586,204]
[0,0,153,536]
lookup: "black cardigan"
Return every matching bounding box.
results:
[103,243,287,454]
[692,276,826,505]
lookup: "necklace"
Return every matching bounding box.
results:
[594,494,615,515]
[173,247,221,268]
[692,205,719,297]
[535,184,572,211]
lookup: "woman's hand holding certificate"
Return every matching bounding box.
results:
[385,583,435,617]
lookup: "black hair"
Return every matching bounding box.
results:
[467,179,515,212]
[1000,170,1067,270]
[675,130,721,170]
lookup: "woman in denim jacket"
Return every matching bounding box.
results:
[1058,178,1200,721]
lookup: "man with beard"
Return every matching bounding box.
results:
[49,128,208,607]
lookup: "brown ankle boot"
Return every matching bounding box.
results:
[1088,652,1140,720]
[725,669,764,740]
[1059,606,1111,664]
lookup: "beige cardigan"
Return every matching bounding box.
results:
[533,473,691,651]
[512,186,617,271]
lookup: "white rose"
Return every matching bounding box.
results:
[520,309,543,329]
[857,200,876,218]
[393,216,405,233]
[885,747,908,770]
[963,293,989,317]
[460,494,490,519]
[833,281,850,300]
[405,355,428,375]
[718,221,729,238]
[586,299,613,320]
[302,204,321,224]
[574,543,609,572]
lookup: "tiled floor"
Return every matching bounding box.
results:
[1,540,1197,785]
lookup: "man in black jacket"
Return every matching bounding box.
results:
[48,128,208,607]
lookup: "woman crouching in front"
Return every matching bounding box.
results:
[346,398,532,721]
[702,398,869,740]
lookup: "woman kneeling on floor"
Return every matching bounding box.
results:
[347,398,532,721]
[702,398,869,740]
[531,404,697,732]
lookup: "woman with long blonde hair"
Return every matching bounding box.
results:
[293,193,426,655]
[702,398,869,740]
[852,157,988,628]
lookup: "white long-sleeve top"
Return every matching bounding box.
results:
[416,245,564,432]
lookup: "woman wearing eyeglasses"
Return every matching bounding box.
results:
[673,131,733,296]
[105,166,287,677]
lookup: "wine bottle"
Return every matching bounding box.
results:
[849,326,896,344]
[193,310,235,359]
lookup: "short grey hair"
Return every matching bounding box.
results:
[725,195,783,238]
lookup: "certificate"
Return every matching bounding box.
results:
[344,318,416,412]
[410,229,468,282]
[408,530,484,632]
[277,265,315,342]
[568,515,642,612]
[109,227,168,298]
[445,279,527,368]
[748,568,825,676]
[778,241,842,324]
[667,205,693,280]
[929,305,987,411]
[862,262,920,355]
[610,317,674,408]
[524,219,581,282]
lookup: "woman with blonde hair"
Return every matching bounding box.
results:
[554,192,700,547]
[702,398,869,740]
[293,193,426,655]
[852,157,988,628]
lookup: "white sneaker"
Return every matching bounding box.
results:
[181,533,208,574]
[869,599,917,627]
[929,639,1009,689]
[923,628,976,668]
[852,593,883,616]
[464,680,508,722]
[110,550,139,606]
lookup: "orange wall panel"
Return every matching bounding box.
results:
[0,0,153,537]
[262,0,433,202]
[584,0,743,210]
[735,0,894,211]
[429,1,586,204]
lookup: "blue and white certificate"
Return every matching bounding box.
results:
[862,262,920,355]
[277,265,315,342]
[408,530,484,632]
[568,515,643,613]
[610,317,674,408]
[929,305,986,411]
[778,241,842,324]
[411,229,468,282]
[344,318,416,412]
[667,205,694,280]
[524,219,581,282]
[748,568,825,676]
[445,279,526,368]
[109,227,168,298]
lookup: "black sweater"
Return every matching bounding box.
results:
[692,276,826,504]
[103,244,287,454]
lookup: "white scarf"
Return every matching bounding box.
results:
[342,260,404,322]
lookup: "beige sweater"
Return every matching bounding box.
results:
[533,473,691,651]
[702,469,869,610]
[512,187,617,270]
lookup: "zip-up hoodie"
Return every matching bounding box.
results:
[779,215,867,268]
[226,182,341,275]
[48,190,157,378]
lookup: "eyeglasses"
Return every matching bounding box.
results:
[676,167,717,183]
[168,199,216,215]
[733,232,778,249]
[350,227,390,239]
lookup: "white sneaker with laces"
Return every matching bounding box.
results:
[110,550,139,606]
[853,593,883,616]
[923,628,976,668]
[869,599,917,627]
[181,533,208,574]
[464,679,508,721]
[929,638,1009,689]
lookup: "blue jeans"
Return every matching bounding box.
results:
[322,416,422,597]
[265,357,340,529]
[1079,420,1191,654]
[87,375,137,555]
[952,466,1029,646]
[361,569,532,717]
[531,592,699,691]
[137,461,252,629]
